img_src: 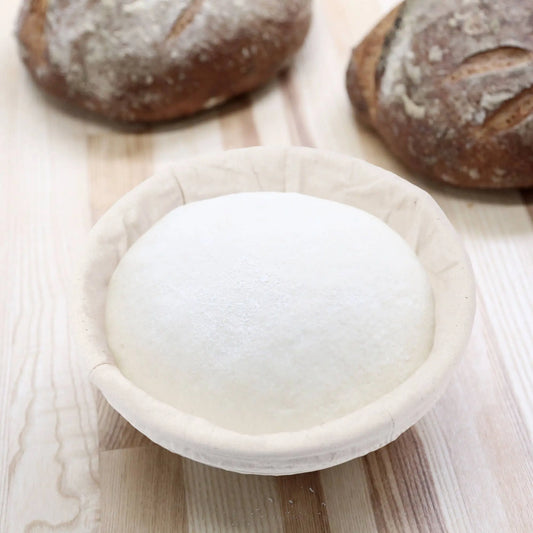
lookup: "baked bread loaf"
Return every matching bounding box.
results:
[105,192,434,434]
[16,0,311,122]
[346,0,533,188]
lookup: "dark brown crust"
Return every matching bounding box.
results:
[346,0,533,189]
[346,5,403,126]
[16,0,312,123]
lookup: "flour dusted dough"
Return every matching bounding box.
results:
[105,192,434,434]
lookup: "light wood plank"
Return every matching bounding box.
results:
[183,460,283,533]
[0,7,99,528]
[277,473,331,533]
[362,428,448,533]
[152,109,224,169]
[320,461,377,533]
[101,447,187,532]
[87,132,154,220]
[218,96,261,149]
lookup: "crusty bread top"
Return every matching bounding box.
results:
[348,0,533,188]
[346,4,403,125]
[17,0,311,121]
[379,0,533,129]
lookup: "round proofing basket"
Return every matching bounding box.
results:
[75,146,475,475]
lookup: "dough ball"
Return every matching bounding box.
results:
[105,192,435,434]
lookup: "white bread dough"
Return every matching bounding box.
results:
[105,192,434,435]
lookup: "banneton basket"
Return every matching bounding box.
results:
[75,146,475,475]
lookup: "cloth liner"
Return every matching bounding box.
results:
[74,146,476,475]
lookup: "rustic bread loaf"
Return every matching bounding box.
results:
[346,0,533,188]
[16,0,311,122]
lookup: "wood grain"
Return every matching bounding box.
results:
[183,461,282,533]
[218,95,261,149]
[1,2,100,529]
[2,0,533,531]
[87,132,154,220]
[277,473,330,533]
[101,447,186,532]
[363,429,447,533]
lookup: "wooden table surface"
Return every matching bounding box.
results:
[2,0,533,531]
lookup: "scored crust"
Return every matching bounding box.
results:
[346,0,533,188]
[16,0,312,122]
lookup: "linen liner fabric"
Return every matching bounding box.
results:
[75,146,475,475]
[105,192,435,434]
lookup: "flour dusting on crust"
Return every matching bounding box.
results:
[17,0,311,120]
[45,0,300,100]
[371,0,533,187]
